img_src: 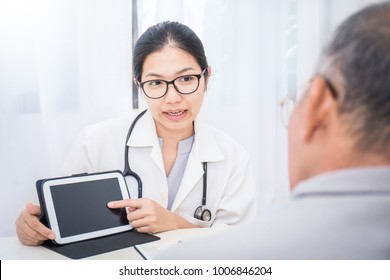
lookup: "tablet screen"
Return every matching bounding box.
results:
[51,178,128,237]
[40,171,132,244]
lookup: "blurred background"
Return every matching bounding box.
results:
[0,0,381,236]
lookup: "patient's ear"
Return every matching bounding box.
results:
[303,76,337,142]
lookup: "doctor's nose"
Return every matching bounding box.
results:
[164,84,182,103]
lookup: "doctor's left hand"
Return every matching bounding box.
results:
[107,198,197,233]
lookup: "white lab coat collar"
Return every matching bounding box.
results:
[192,121,225,163]
[126,110,225,211]
[126,110,164,174]
[127,110,158,148]
[126,110,225,163]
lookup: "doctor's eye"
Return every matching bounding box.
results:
[146,80,164,87]
[178,75,196,84]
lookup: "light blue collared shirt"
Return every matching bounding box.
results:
[159,136,194,210]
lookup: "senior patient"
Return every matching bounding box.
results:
[158,2,390,260]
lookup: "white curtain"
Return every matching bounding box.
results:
[0,0,134,236]
[0,0,379,236]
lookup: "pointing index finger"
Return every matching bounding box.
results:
[107,199,136,209]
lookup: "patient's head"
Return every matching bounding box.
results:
[288,2,390,188]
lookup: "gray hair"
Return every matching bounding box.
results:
[317,2,390,155]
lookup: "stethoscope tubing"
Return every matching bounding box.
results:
[123,110,147,198]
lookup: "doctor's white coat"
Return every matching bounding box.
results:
[59,110,257,228]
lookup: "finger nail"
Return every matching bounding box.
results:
[48,233,55,239]
[107,202,113,207]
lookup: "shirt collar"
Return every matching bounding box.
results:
[159,136,194,155]
[292,167,390,197]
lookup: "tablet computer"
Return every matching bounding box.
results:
[36,171,132,245]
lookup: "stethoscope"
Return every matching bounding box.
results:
[123,110,212,222]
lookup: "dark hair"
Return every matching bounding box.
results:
[319,2,390,155]
[133,21,209,82]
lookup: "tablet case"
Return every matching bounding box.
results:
[42,230,160,259]
[36,173,160,259]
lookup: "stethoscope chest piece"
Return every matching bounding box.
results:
[194,205,212,222]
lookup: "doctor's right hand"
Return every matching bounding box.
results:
[15,202,55,246]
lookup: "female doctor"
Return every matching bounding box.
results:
[15,21,257,245]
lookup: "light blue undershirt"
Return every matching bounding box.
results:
[159,136,194,210]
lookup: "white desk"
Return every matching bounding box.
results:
[0,227,227,260]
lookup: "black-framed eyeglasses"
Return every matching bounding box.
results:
[137,69,207,99]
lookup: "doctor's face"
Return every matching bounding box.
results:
[140,46,207,138]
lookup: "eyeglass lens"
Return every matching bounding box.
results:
[142,74,201,99]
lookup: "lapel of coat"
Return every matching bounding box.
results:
[127,110,165,176]
[170,121,225,212]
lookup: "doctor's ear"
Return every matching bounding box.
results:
[206,66,212,78]
[204,66,212,90]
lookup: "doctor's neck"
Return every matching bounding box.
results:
[155,122,195,143]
